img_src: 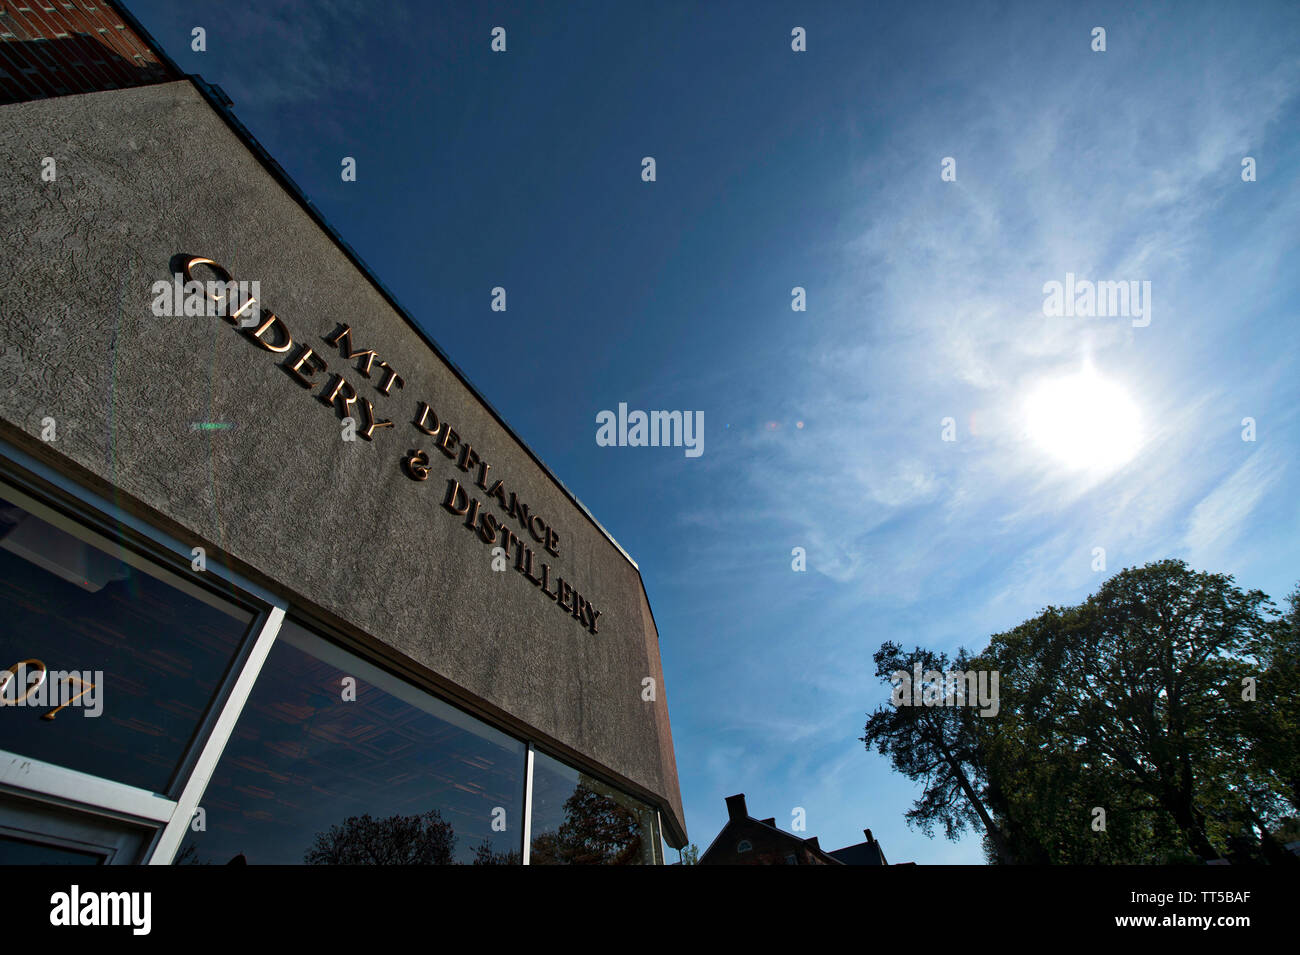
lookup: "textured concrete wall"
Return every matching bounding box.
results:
[0,80,684,844]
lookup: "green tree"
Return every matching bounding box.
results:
[978,560,1289,862]
[1235,583,1300,813]
[866,560,1298,864]
[974,602,1190,863]
[861,642,1014,863]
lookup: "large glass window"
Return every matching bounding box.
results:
[177,620,526,864]
[0,471,670,866]
[0,486,257,795]
[529,750,658,864]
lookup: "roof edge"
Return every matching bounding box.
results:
[109,3,655,586]
[112,0,675,830]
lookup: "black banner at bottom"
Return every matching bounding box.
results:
[0,863,1278,942]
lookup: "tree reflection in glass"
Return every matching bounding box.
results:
[177,621,525,865]
[529,752,656,864]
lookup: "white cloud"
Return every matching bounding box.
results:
[722,11,1300,622]
[1186,449,1286,559]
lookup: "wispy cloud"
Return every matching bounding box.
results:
[718,9,1300,618]
[1186,448,1287,560]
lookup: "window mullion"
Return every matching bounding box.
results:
[147,604,286,864]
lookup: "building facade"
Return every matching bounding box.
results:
[698,794,889,866]
[0,1,685,865]
[0,0,176,104]
[699,794,841,866]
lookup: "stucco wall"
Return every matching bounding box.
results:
[0,80,684,845]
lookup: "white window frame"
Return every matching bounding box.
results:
[0,438,287,864]
[0,437,669,866]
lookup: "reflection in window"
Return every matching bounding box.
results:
[529,751,657,864]
[177,620,525,865]
[0,489,256,794]
[0,834,104,865]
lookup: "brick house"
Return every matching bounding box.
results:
[699,793,891,866]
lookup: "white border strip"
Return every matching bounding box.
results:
[521,743,534,865]
[148,605,286,864]
[0,749,176,824]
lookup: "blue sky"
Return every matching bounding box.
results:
[126,0,1300,863]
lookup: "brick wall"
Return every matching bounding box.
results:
[0,0,177,103]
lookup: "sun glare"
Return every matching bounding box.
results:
[1024,366,1142,473]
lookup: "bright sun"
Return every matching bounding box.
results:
[1024,366,1142,473]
